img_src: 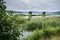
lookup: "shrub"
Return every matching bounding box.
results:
[0,0,21,40]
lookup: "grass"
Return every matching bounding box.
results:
[24,16,60,31]
[14,14,60,40]
[19,15,60,40]
[22,27,60,40]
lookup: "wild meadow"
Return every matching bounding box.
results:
[0,0,60,40]
[14,13,60,40]
[21,15,60,40]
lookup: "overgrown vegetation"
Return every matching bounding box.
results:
[0,0,60,40]
[22,17,60,40]
[22,27,60,40]
[0,0,22,40]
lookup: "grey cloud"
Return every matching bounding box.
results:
[5,0,60,11]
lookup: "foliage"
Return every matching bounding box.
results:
[24,18,60,31]
[0,0,21,40]
[24,19,43,31]
[22,27,60,40]
[42,12,46,17]
[14,15,27,24]
[22,29,43,40]
[28,11,32,20]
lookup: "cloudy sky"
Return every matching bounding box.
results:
[5,0,60,11]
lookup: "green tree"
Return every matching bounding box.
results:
[28,11,32,20]
[42,12,46,17]
[0,0,21,40]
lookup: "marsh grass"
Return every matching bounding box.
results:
[14,15,60,40]
[21,16,60,40]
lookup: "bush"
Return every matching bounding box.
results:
[0,0,21,40]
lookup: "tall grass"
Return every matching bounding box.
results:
[24,17,60,31]
[22,17,60,40]
[22,27,60,40]
[14,15,60,40]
